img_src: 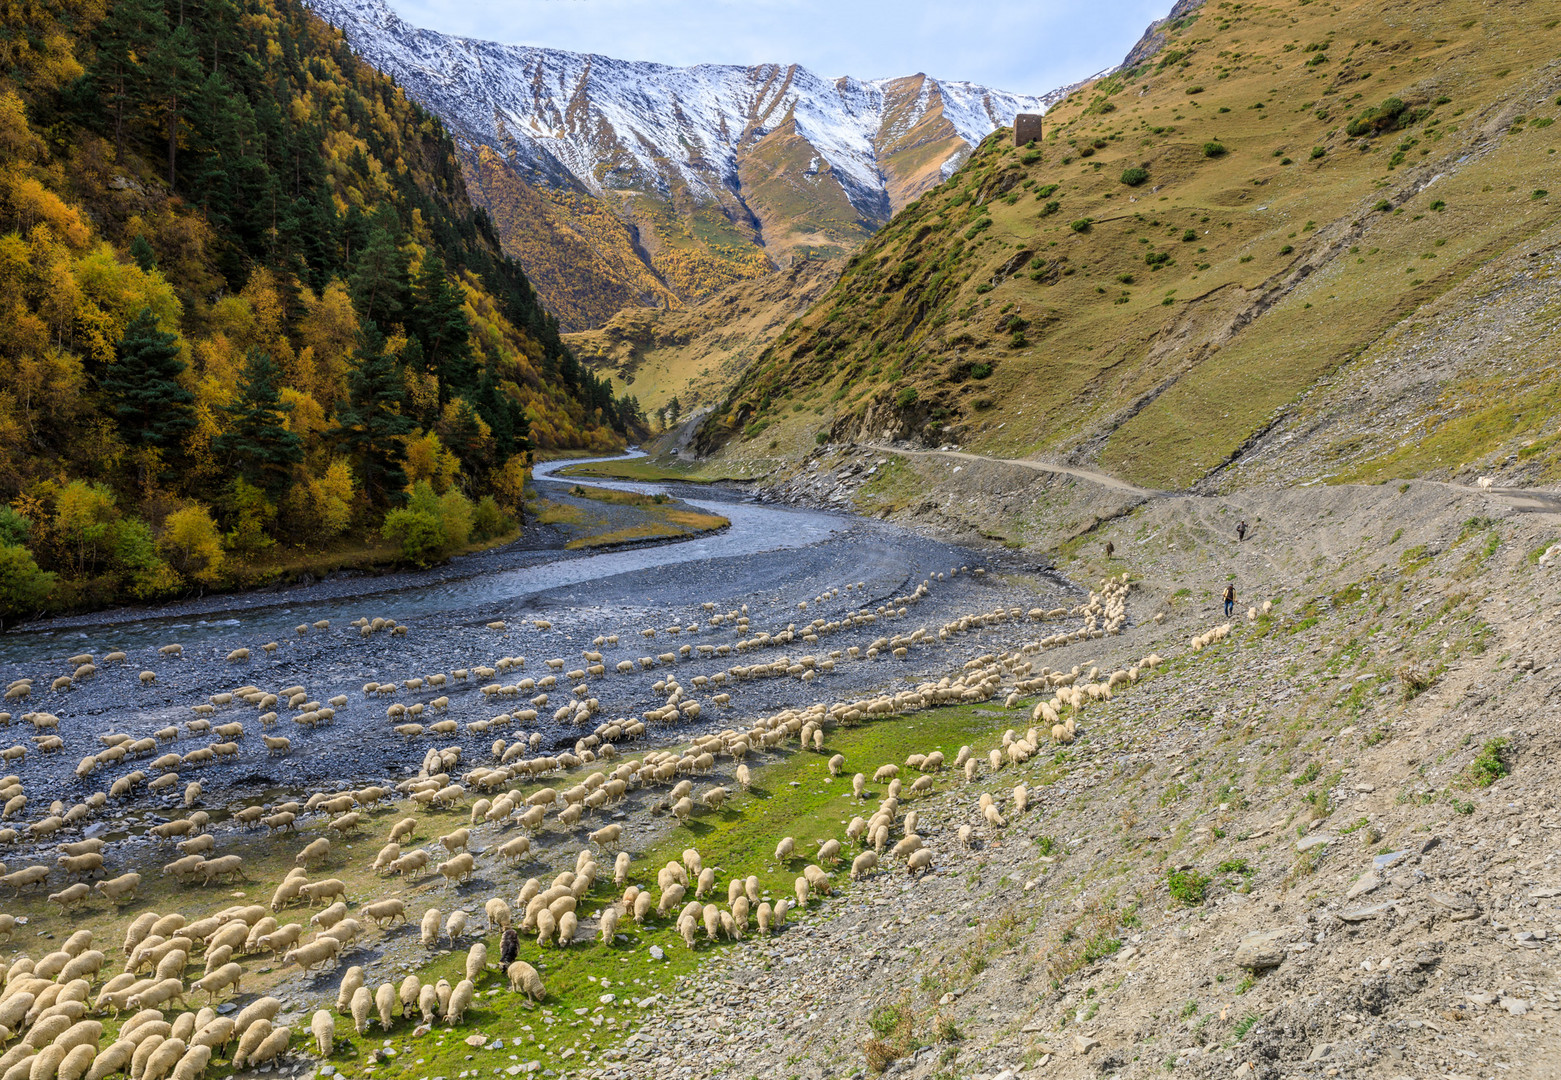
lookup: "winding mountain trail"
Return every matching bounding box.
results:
[862,443,1163,498]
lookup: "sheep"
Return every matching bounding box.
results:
[437,853,475,888]
[310,1011,333,1057]
[390,818,417,844]
[484,898,511,932]
[464,943,487,983]
[48,884,91,911]
[443,980,474,1026]
[282,938,340,973]
[370,844,400,874]
[237,1026,289,1071]
[375,983,397,1032]
[193,856,244,886]
[335,967,365,1014]
[363,899,406,927]
[56,853,103,881]
[298,878,345,906]
[295,838,330,868]
[506,961,544,1001]
[191,964,241,1001]
[850,851,878,880]
[443,910,467,945]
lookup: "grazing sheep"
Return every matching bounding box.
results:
[191,963,241,1001]
[310,1010,333,1056]
[464,943,486,983]
[294,838,330,868]
[443,980,474,1026]
[282,938,340,973]
[437,853,475,888]
[362,899,406,927]
[336,967,365,1014]
[375,983,396,1032]
[506,961,544,1001]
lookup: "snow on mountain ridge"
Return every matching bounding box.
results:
[306,0,1045,210]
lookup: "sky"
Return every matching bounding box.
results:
[387,0,1175,96]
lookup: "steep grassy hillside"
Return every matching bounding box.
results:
[564,258,842,417]
[0,0,633,618]
[697,0,1561,491]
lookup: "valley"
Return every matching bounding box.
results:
[0,0,1558,1078]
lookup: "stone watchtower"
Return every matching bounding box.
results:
[1014,113,1043,146]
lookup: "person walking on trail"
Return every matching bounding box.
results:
[1223,583,1236,618]
[1236,520,1248,542]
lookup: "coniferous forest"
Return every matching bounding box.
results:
[0,0,642,618]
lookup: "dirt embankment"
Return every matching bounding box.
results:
[634,448,1561,1080]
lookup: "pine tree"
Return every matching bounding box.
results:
[129,235,157,272]
[336,324,414,505]
[101,308,195,452]
[213,348,303,497]
[88,0,166,153]
[411,254,476,399]
[146,22,200,185]
[350,228,410,331]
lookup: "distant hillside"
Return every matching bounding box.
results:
[307,0,1049,330]
[696,0,1561,492]
[565,259,843,418]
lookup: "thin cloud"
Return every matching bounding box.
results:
[385,0,1172,96]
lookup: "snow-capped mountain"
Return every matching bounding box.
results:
[307,0,1050,329]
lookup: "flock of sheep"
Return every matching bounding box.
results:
[0,570,1242,1075]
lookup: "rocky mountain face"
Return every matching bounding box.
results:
[307,0,1048,329]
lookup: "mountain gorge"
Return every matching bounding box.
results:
[306,0,1050,330]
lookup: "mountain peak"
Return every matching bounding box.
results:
[306,0,1046,329]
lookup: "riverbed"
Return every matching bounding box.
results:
[0,455,1074,797]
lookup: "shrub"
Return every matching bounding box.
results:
[1533,189,1549,200]
[381,507,446,565]
[1203,140,1228,157]
[1070,218,1093,232]
[970,362,993,379]
[300,459,356,537]
[1430,199,1446,211]
[0,507,30,547]
[1167,868,1211,906]
[1021,149,1042,165]
[0,544,54,619]
[1145,251,1172,267]
[1373,198,1392,211]
[1182,229,1196,241]
[1279,244,1294,255]
[1310,145,1327,159]
[1186,85,1204,94]
[1121,166,1150,186]
[1467,738,1510,787]
[895,387,919,409]
[220,479,276,555]
[158,505,226,586]
[1346,95,1428,137]
[1039,200,1061,216]
[471,496,509,541]
[436,489,474,550]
